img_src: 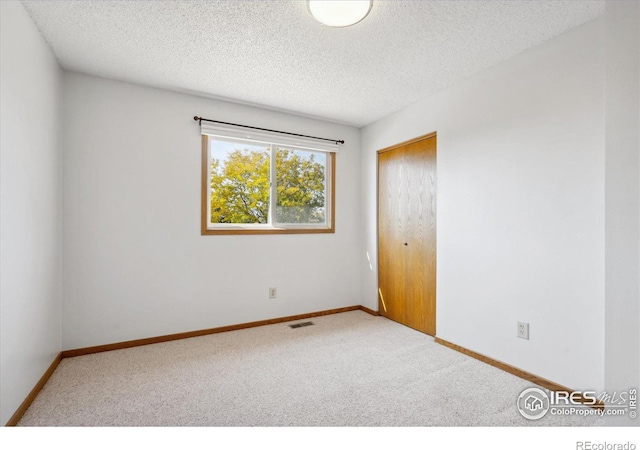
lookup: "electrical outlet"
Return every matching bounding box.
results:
[269,287,277,299]
[517,321,529,340]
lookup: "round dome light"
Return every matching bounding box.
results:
[308,1,373,28]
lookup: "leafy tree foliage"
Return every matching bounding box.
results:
[210,147,326,224]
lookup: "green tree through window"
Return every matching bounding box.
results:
[276,148,326,224]
[209,141,327,226]
[210,148,271,224]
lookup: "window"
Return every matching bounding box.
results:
[201,134,335,235]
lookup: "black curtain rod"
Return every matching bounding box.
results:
[194,116,344,145]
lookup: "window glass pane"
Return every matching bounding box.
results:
[275,147,327,224]
[209,139,270,224]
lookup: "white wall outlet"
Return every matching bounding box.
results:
[517,321,529,340]
[269,287,277,299]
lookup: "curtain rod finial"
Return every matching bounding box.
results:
[193,116,201,122]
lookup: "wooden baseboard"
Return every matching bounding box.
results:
[434,337,604,410]
[6,352,62,426]
[358,305,379,316]
[62,306,365,358]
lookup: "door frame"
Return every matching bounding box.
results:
[376,131,437,331]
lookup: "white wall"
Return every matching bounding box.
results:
[0,1,63,425]
[62,73,362,350]
[361,19,606,391]
[604,0,639,425]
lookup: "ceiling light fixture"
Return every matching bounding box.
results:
[308,0,373,28]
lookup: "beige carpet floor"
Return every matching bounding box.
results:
[18,311,603,426]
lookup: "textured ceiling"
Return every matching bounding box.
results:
[21,0,604,127]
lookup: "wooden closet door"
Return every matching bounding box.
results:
[378,135,436,335]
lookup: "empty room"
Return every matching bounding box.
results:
[1,0,638,441]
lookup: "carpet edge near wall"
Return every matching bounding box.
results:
[6,306,599,426]
[5,352,62,426]
[61,305,374,358]
[434,337,604,410]
[6,305,375,425]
